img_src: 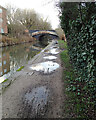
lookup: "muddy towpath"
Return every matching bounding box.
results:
[2,40,65,118]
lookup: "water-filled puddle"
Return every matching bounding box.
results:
[24,86,49,114]
[51,46,59,49]
[44,48,59,55]
[30,61,59,74]
[43,56,57,60]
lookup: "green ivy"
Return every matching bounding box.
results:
[59,2,96,118]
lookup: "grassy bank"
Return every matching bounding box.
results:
[58,40,67,50]
[0,35,36,47]
[59,40,77,117]
[59,40,95,118]
[16,66,24,72]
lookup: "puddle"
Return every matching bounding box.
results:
[51,46,59,49]
[30,61,59,74]
[43,56,57,60]
[44,48,59,55]
[49,49,59,54]
[24,86,49,115]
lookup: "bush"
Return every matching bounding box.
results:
[59,2,96,118]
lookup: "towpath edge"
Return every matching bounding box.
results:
[1,40,65,118]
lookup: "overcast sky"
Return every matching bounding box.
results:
[0,0,60,29]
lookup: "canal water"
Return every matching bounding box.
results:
[0,42,40,83]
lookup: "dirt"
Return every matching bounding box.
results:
[1,40,66,118]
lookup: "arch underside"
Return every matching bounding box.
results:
[33,33,59,47]
[32,33,59,40]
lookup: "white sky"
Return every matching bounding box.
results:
[0,0,60,29]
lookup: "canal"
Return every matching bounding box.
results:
[0,42,41,83]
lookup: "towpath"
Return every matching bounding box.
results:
[2,40,65,118]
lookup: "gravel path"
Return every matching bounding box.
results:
[2,40,65,118]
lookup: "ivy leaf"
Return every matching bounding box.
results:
[72,86,76,91]
[90,50,94,53]
[77,92,80,95]
[82,52,86,56]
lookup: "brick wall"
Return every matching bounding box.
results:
[0,5,8,34]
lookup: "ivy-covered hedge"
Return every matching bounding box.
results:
[68,15,96,88]
[59,2,96,117]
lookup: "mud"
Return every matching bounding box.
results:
[18,86,50,118]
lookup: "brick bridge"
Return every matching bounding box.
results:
[29,30,59,40]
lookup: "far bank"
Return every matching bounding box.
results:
[0,34,36,47]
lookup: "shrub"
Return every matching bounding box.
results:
[59,2,96,117]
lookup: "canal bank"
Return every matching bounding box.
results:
[0,35,36,47]
[0,42,43,86]
[1,40,65,118]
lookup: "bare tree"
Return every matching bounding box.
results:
[6,5,52,38]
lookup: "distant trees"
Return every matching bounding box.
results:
[6,5,52,38]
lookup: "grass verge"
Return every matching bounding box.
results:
[58,40,67,50]
[16,66,24,71]
[2,79,8,83]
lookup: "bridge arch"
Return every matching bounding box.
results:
[29,30,59,46]
[29,30,59,39]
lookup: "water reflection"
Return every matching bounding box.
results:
[43,56,57,60]
[44,48,59,55]
[30,61,59,74]
[0,43,39,83]
[0,52,10,77]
